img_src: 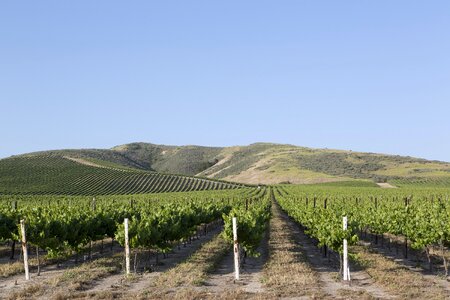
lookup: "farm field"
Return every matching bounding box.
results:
[2,183,450,299]
[0,155,244,195]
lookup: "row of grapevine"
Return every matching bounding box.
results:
[0,155,246,195]
[222,187,271,257]
[275,185,450,274]
[274,187,357,273]
[391,177,450,188]
[0,188,262,274]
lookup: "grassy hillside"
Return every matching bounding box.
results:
[0,154,244,195]
[20,149,148,170]
[196,143,450,185]
[112,142,222,175]
[7,142,450,186]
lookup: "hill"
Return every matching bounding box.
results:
[112,142,450,185]
[5,142,450,187]
[0,154,244,195]
[196,143,450,186]
[112,143,222,175]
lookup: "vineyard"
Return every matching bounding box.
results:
[391,177,450,188]
[0,189,262,263]
[0,155,244,195]
[276,185,450,273]
[1,183,450,299]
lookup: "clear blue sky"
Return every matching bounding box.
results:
[1,1,449,161]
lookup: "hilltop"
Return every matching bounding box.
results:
[5,142,450,187]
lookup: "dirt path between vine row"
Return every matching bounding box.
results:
[357,239,450,298]
[0,224,223,299]
[70,224,224,298]
[272,202,394,299]
[195,202,394,299]
[200,226,269,295]
[0,241,122,299]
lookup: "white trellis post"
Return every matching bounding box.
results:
[343,216,350,281]
[232,217,240,280]
[124,218,130,275]
[20,220,30,280]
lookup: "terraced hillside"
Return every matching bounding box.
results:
[0,155,244,195]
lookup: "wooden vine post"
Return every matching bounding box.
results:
[323,198,328,257]
[232,217,240,280]
[10,201,17,260]
[20,219,30,280]
[404,197,408,258]
[343,216,350,281]
[90,197,96,259]
[124,218,130,275]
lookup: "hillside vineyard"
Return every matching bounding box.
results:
[0,155,244,195]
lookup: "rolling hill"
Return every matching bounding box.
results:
[0,154,244,195]
[106,142,450,185]
[3,142,450,190]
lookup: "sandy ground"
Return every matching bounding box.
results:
[376,182,397,188]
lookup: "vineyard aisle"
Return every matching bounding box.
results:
[268,201,394,299]
[1,225,223,299]
[199,219,269,296]
[0,243,123,299]
[351,244,450,298]
[84,223,224,297]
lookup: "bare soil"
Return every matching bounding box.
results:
[376,183,397,188]
[201,225,269,296]
[261,202,324,298]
